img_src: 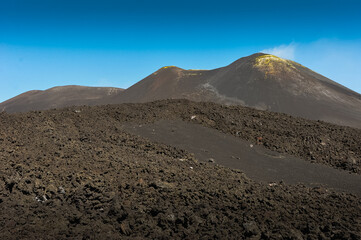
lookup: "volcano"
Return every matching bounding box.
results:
[116,53,361,128]
[1,53,361,128]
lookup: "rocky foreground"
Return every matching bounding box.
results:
[1,100,361,239]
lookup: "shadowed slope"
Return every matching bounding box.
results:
[0,85,124,113]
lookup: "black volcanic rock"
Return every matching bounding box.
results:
[1,100,361,239]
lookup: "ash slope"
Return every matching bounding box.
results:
[125,119,361,196]
[1,100,361,239]
[117,53,361,128]
[0,85,124,113]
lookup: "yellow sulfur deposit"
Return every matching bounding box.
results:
[161,66,177,69]
[253,54,298,78]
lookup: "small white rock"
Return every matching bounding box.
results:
[191,115,197,120]
[58,186,66,194]
[35,195,48,203]
[42,195,48,201]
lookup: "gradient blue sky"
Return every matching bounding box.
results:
[1,0,361,102]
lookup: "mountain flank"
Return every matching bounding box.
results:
[1,53,361,128]
[116,53,361,128]
[0,85,124,113]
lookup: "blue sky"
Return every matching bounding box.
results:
[1,0,361,102]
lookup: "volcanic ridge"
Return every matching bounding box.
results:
[1,53,361,128]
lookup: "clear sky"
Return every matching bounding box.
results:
[1,0,361,103]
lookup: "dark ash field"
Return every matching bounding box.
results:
[1,100,360,239]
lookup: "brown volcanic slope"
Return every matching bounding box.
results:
[1,100,361,239]
[117,53,361,128]
[1,53,361,128]
[0,85,123,113]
